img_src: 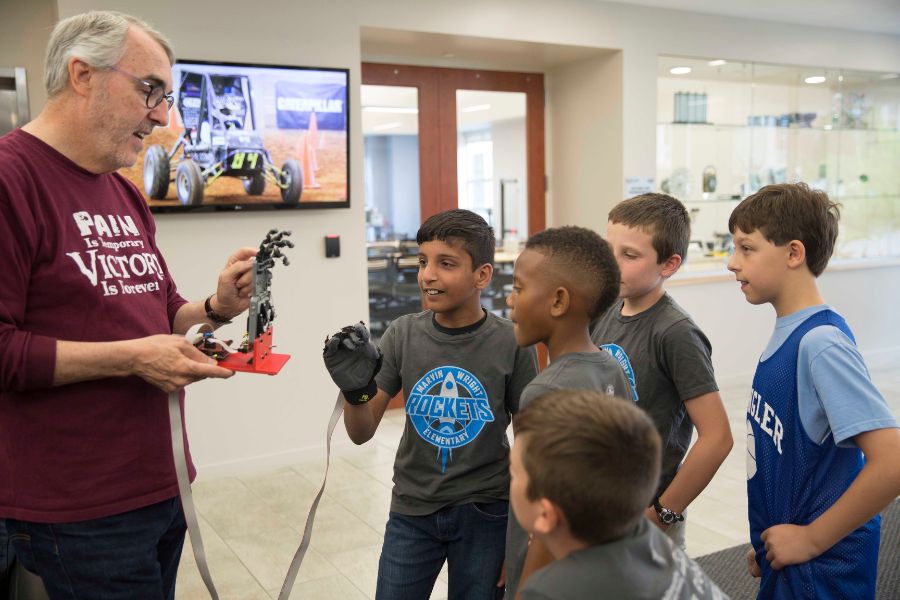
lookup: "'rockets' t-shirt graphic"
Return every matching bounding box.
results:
[406,366,494,473]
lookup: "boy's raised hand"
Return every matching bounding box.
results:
[323,322,382,405]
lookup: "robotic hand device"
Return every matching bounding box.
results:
[200,229,294,375]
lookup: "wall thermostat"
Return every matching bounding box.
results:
[325,234,340,258]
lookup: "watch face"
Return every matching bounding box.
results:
[661,511,675,524]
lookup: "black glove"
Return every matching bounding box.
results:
[323,322,383,405]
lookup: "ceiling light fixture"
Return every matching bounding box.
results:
[363,106,419,114]
[670,67,692,75]
[804,76,826,84]
[372,122,402,132]
[707,60,727,67]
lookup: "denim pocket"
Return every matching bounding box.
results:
[470,501,509,521]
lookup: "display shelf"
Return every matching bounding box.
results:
[657,56,900,263]
[660,122,900,134]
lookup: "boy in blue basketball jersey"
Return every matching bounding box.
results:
[728,183,900,599]
[323,209,537,600]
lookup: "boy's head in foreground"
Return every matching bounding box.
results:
[606,193,691,303]
[510,389,661,548]
[506,226,619,347]
[416,209,495,318]
[727,183,840,310]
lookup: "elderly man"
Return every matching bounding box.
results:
[0,11,252,599]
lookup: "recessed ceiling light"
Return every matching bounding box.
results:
[461,104,491,113]
[707,60,727,67]
[804,76,826,84]
[670,67,692,75]
[363,106,419,114]
[372,122,402,132]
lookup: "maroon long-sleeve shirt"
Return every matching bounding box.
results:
[0,129,194,523]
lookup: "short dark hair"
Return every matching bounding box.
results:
[524,226,620,320]
[416,209,495,269]
[516,389,661,545]
[608,193,691,264]
[728,183,840,277]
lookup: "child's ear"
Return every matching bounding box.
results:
[474,262,494,290]
[550,287,570,317]
[786,240,807,269]
[532,498,564,536]
[660,253,683,278]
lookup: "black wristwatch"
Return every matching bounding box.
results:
[204,294,232,325]
[653,496,684,525]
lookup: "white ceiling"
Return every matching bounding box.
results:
[658,56,899,85]
[600,0,900,36]
[361,28,612,72]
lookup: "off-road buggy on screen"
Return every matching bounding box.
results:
[143,71,303,206]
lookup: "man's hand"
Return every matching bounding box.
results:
[746,547,761,577]
[761,524,820,570]
[212,247,258,318]
[323,323,382,405]
[644,506,670,531]
[496,559,506,588]
[127,334,234,393]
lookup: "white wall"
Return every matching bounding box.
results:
[46,0,900,474]
[0,0,57,115]
[549,51,624,230]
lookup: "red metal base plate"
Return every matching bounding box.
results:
[217,327,290,375]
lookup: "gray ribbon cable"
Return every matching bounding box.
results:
[277,393,344,600]
[169,389,345,600]
[168,391,220,600]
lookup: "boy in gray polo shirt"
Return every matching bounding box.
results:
[591,194,733,548]
[503,227,630,598]
[324,209,537,600]
[511,389,727,600]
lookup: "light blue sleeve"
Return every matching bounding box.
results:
[797,326,898,447]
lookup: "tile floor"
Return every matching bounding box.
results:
[175,365,900,599]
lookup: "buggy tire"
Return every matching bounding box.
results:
[280,159,303,204]
[243,173,266,196]
[143,144,170,199]
[176,160,204,206]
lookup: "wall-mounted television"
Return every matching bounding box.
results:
[119,59,349,212]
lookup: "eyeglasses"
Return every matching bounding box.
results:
[106,65,174,110]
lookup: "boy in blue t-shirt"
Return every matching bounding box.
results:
[728,183,900,599]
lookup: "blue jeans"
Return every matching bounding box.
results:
[376,500,508,600]
[5,497,186,600]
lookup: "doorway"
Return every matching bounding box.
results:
[361,63,545,339]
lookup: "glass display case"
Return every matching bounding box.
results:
[657,56,900,273]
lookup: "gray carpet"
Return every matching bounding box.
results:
[695,499,899,599]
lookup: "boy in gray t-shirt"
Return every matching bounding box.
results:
[511,390,727,600]
[591,194,733,549]
[503,227,630,598]
[324,209,537,600]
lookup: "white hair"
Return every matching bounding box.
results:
[44,11,175,97]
